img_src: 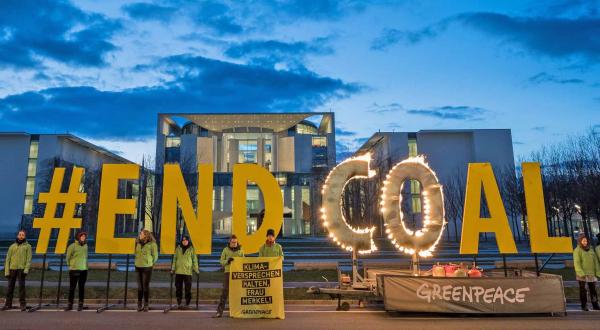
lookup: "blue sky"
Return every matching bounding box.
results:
[0,0,598,163]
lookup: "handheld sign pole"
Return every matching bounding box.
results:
[164,255,175,313]
[97,254,117,313]
[56,254,64,309]
[195,263,200,310]
[123,254,130,309]
[29,254,49,312]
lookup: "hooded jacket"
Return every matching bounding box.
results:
[135,239,159,268]
[66,240,88,271]
[258,241,284,259]
[172,243,199,276]
[5,239,32,276]
[573,237,600,278]
[219,245,244,273]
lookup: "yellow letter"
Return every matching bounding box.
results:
[460,163,517,254]
[96,164,139,254]
[232,164,283,254]
[522,162,571,253]
[160,164,213,254]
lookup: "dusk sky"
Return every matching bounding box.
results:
[0,0,598,164]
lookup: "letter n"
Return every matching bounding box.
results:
[161,164,213,254]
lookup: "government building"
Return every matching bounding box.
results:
[154,112,336,237]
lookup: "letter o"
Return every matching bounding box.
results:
[380,156,445,257]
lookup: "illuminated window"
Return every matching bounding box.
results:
[408,138,417,157]
[297,123,317,135]
[23,196,33,214]
[165,136,181,148]
[27,159,37,177]
[238,140,258,163]
[29,141,39,158]
[312,136,327,147]
[25,178,35,195]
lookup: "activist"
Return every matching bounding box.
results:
[258,228,284,259]
[573,235,600,311]
[215,234,244,318]
[1,230,32,311]
[135,229,159,312]
[65,231,89,311]
[171,235,199,310]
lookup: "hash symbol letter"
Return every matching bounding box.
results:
[33,167,87,254]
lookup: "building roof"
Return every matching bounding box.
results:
[160,112,333,132]
[0,132,132,164]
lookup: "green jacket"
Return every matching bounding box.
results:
[573,246,600,278]
[172,245,199,275]
[66,242,88,271]
[258,242,284,259]
[5,241,32,276]
[135,241,158,268]
[220,246,244,273]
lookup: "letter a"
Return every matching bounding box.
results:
[460,163,517,254]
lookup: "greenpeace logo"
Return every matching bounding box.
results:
[416,284,530,304]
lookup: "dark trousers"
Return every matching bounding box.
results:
[579,281,599,308]
[5,269,26,307]
[217,272,229,313]
[68,270,88,305]
[136,267,153,305]
[175,274,192,305]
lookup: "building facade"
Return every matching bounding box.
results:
[352,129,516,240]
[0,133,134,238]
[155,113,336,237]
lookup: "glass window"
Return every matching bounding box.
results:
[411,196,421,213]
[27,159,37,177]
[23,196,33,214]
[29,141,39,158]
[25,178,35,196]
[276,173,287,186]
[246,188,260,211]
[410,180,420,194]
[297,123,317,135]
[165,136,181,148]
[238,140,258,164]
[312,136,327,147]
[408,138,418,157]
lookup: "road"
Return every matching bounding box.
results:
[0,305,598,329]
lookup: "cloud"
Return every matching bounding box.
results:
[528,72,585,84]
[405,105,487,121]
[531,126,546,132]
[123,0,371,36]
[224,37,334,70]
[335,141,355,163]
[335,127,356,137]
[0,54,361,140]
[122,2,178,22]
[371,12,600,61]
[366,102,403,113]
[0,0,121,69]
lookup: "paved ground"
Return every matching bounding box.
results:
[1,305,599,330]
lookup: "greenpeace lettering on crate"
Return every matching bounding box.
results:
[416,284,531,304]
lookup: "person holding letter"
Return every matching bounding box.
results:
[171,235,199,310]
[135,229,158,312]
[1,230,32,311]
[65,231,88,311]
[214,234,244,318]
[258,228,284,259]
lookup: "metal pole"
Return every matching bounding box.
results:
[502,254,508,277]
[56,254,64,308]
[195,259,200,310]
[105,254,112,308]
[534,253,540,277]
[38,254,47,308]
[123,254,130,309]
